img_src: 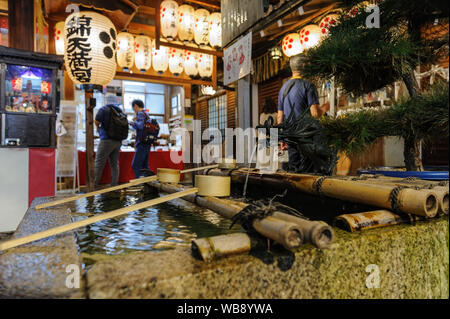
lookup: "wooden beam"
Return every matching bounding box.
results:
[116,71,215,87]
[183,0,220,11]
[159,39,224,57]
[85,90,95,192]
[212,55,218,89]
[155,0,161,50]
[8,0,35,51]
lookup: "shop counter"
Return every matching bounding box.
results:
[77,149,183,185]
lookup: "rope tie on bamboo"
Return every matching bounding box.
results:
[389,186,408,214]
[230,190,307,233]
[314,176,328,198]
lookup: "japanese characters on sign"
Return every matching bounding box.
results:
[224,32,252,85]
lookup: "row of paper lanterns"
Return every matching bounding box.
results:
[160,0,222,48]
[281,13,339,57]
[282,3,374,57]
[55,16,214,84]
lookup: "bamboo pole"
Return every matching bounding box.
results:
[192,233,254,262]
[205,169,439,217]
[35,175,158,210]
[0,189,198,252]
[36,165,220,210]
[147,180,307,250]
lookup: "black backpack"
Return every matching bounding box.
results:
[106,105,129,141]
[141,112,160,146]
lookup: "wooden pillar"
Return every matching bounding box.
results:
[85,89,96,192]
[155,0,161,50]
[7,0,35,51]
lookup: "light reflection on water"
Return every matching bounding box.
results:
[67,191,241,256]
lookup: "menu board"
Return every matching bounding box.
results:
[224,32,252,85]
[222,0,263,47]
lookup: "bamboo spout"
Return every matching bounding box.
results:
[192,233,253,262]
[252,216,304,250]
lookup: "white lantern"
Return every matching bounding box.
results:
[299,25,322,50]
[281,33,303,57]
[54,21,65,55]
[198,53,213,79]
[134,35,152,72]
[208,12,222,48]
[153,45,169,74]
[348,1,370,17]
[319,14,339,36]
[201,85,216,96]
[184,50,198,77]
[169,48,184,76]
[117,31,134,71]
[64,11,117,86]
[194,9,210,46]
[178,5,195,42]
[161,0,179,40]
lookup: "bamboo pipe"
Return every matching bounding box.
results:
[36,165,219,210]
[0,189,198,251]
[333,210,425,232]
[147,180,305,250]
[192,233,255,262]
[205,169,438,217]
[346,178,448,215]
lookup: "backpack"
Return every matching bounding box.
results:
[141,112,160,146]
[107,105,129,141]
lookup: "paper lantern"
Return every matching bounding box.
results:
[299,25,322,50]
[282,33,303,57]
[134,35,152,72]
[168,48,184,76]
[201,85,216,96]
[319,14,339,36]
[153,45,169,74]
[117,31,134,71]
[161,0,179,40]
[348,1,370,17]
[184,50,198,77]
[194,9,210,46]
[178,5,195,42]
[198,53,213,79]
[54,21,65,55]
[64,11,117,86]
[208,12,222,48]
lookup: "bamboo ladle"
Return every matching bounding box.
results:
[0,188,198,251]
[35,164,218,210]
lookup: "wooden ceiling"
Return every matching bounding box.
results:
[44,0,221,34]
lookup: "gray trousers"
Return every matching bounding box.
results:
[94,139,122,187]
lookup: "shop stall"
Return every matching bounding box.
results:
[0,46,63,232]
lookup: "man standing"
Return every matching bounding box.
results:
[94,104,127,188]
[277,54,329,172]
[130,99,151,179]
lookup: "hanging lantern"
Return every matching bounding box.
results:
[208,12,222,48]
[134,35,152,72]
[269,47,283,60]
[201,85,216,96]
[319,14,339,36]
[198,54,213,79]
[54,21,65,55]
[178,4,195,42]
[348,1,370,17]
[183,50,198,78]
[281,33,303,57]
[64,11,117,86]
[169,48,184,76]
[161,0,179,40]
[117,31,134,71]
[299,25,322,50]
[194,9,210,46]
[153,45,169,74]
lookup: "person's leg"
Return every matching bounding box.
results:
[132,144,146,178]
[108,140,122,186]
[141,145,150,177]
[94,140,109,187]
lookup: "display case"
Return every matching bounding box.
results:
[0,46,63,147]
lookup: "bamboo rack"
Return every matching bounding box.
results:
[0,189,198,251]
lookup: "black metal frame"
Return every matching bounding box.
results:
[0,46,64,148]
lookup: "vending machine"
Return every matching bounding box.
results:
[0,46,63,232]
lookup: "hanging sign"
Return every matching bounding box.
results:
[224,31,252,85]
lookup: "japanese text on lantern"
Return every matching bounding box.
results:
[66,15,93,83]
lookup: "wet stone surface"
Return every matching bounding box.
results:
[0,197,85,299]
